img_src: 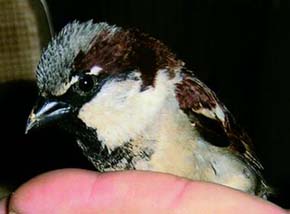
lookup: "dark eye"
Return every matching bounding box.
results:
[78,75,94,92]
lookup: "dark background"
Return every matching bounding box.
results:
[1,0,289,208]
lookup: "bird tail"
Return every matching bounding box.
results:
[257,178,275,199]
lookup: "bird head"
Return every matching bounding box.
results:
[26,20,184,151]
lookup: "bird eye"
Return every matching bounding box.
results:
[78,75,94,92]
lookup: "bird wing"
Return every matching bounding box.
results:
[175,70,264,173]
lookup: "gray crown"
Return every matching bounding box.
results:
[36,20,120,95]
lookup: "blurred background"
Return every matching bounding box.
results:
[0,0,289,208]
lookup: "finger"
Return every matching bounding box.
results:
[0,197,8,214]
[9,169,286,214]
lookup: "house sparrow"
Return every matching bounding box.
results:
[26,20,271,198]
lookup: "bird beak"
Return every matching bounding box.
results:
[25,97,72,134]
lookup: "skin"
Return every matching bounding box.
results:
[0,169,288,214]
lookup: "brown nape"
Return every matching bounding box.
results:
[73,28,183,87]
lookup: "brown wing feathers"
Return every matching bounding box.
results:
[175,70,263,171]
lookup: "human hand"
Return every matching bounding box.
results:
[0,169,288,214]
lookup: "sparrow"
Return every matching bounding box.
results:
[26,20,271,198]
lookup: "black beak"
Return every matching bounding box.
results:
[25,97,72,134]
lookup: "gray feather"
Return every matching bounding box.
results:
[36,20,120,95]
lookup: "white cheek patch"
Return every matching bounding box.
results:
[78,70,181,151]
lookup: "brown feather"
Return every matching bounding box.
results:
[176,70,263,171]
[73,29,183,87]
